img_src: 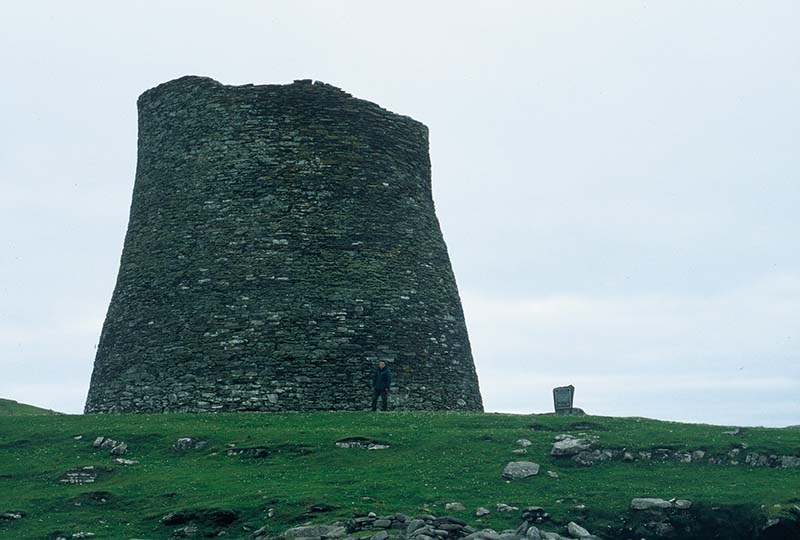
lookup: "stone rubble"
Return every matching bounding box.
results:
[173,437,209,452]
[60,466,100,485]
[250,508,617,540]
[548,434,800,469]
[92,436,129,457]
[335,437,390,450]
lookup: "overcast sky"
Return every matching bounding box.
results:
[1,1,797,426]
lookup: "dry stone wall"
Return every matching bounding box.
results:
[85,76,483,413]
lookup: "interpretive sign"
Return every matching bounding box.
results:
[553,385,575,413]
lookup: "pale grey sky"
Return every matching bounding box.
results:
[1,1,798,426]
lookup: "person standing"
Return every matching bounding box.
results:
[371,360,392,411]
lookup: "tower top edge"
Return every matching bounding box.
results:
[137,75,428,132]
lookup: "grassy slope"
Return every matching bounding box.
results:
[0,398,60,416]
[0,412,798,540]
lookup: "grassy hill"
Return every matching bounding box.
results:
[0,411,798,540]
[0,397,61,416]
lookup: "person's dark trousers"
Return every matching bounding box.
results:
[371,389,388,411]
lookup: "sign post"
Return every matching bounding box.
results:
[552,385,575,414]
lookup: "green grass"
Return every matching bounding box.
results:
[0,398,61,416]
[0,411,798,540]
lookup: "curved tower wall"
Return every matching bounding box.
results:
[85,76,482,413]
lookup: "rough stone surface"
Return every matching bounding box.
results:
[284,524,347,538]
[566,522,590,538]
[84,76,482,414]
[173,437,208,452]
[630,498,673,510]
[551,437,592,456]
[525,526,542,540]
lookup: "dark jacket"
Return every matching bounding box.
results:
[373,366,392,391]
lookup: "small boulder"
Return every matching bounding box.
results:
[502,461,540,480]
[284,525,346,539]
[516,439,532,447]
[173,437,208,452]
[109,442,128,456]
[407,519,426,534]
[99,438,118,450]
[551,438,591,456]
[630,498,672,510]
[496,503,519,512]
[445,502,466,511]
[475,507,490,517]
[566,522,591,538]
[525,526,542,540]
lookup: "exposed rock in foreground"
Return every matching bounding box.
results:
[243,502,799,540]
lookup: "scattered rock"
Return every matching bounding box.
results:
[630,498,673,510]
[572,449,617,467]
[335,437,390,450]
[73,435,83,440]
[566,522,590,538]
[521,507,550,524]
[60,466,106,485]
[92,437,105,448]
[496,503,519,512]
[551,437,592,457]
[445,502,466,511]
[525,525,543,540]
[546,470,559,478]
[372,531,390,540]
[113,458,138,465]
[516,439,532,447]
[475,507,490,517]
[174,437,208,452]
[722,427,743,435]
[512,448,528,454]
[502,461,540,480]
[99,438,118,450]
[71,533,95,539]
[0,511,23,520]
[227,447,271,458]
[284,524,347,538]
[110,442,128,456]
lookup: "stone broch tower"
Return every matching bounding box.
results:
[85,76,483,413]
